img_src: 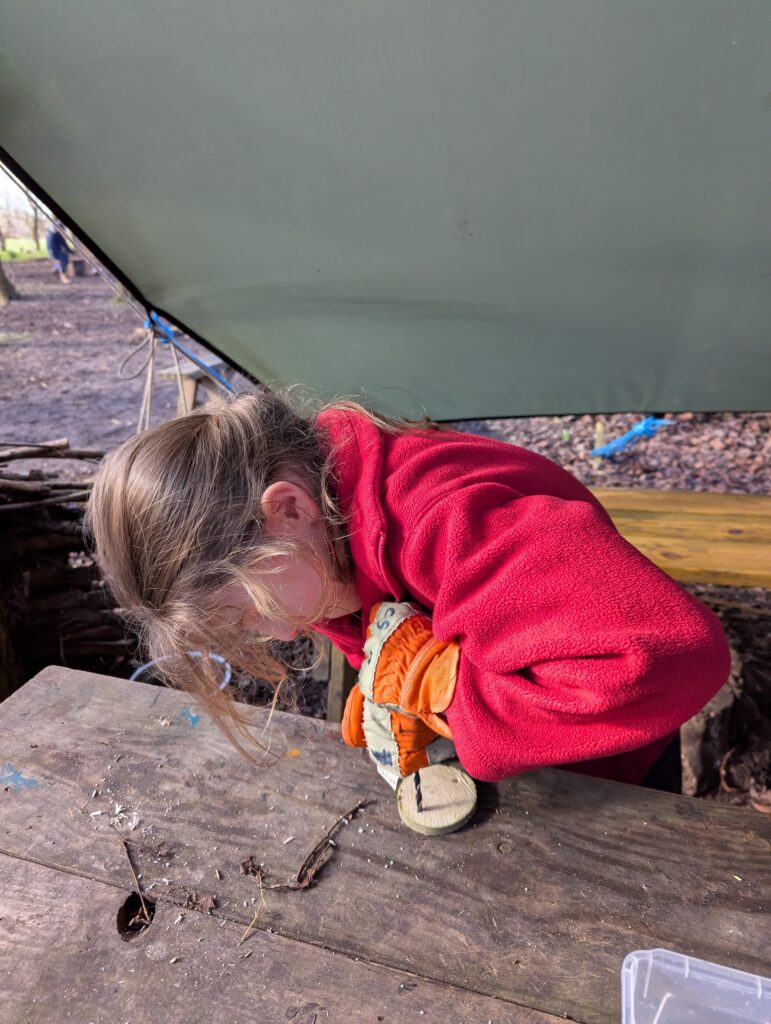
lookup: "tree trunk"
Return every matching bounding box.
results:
[0,260,18,305]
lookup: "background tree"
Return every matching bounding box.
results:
[0,226,18,305]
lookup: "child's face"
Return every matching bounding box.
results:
[215,557,326,642]
[210,478,360,642]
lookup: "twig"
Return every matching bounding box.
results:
[0,468,56,481]
[264,798,372,892]
[0,447,104,463]
[0,438,69,457]
[0,478,53,494]
[0,490,90,512]
[239,871,268,945]
[42,478,95,490]
[111,825,152,924]
[0,477,92,495]
[719,749,738,794]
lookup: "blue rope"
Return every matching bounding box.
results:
[591,416,674,458]
[145,312,235,394]
[129,650,233,690]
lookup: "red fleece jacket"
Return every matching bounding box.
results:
[313,409,730,785]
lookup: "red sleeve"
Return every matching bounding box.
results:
[396,485,731,782]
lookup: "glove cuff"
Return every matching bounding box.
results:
[361,602,459,738]
[399,637,459,719]
[359,603,419,701]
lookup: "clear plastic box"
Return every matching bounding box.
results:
[622,949,771,1024]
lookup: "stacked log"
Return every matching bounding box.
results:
[0,439,324,715]
[0,439,137,699]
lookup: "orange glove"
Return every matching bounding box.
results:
[341,602,460,786]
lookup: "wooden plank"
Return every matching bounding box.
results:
[600,507,771,538]
[590,487,771,586]
[1,667,770,1024]
[609,535,771,587]
[0,853,554,1024]
[177,375,198,416]
[326,643,358,722]
[590,487,771,518]
[603,512,771,545]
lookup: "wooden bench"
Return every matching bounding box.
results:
[157,355,230,417]
[591,487,771,588]
[1,666,768,1023]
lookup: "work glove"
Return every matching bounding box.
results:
[341,602,460,788]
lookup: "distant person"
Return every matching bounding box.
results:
[46,225,72,284]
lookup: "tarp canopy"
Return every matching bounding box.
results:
[1,1,769,420]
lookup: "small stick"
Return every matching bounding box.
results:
[251,799,371,894]
[240,872,267,944]
[239,801,370,943]
[0,438,69,456]
[111,825,151,924]
[0,490,90,512]
[414,770,423,814]
[0,443,104,462]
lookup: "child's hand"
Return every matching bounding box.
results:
[342,685,456,788]
[340,602,459,787]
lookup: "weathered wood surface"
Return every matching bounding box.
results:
[0,854,551,1024]
[325,642,358,722]
[1,668,770,1024]
[591,487,771,587]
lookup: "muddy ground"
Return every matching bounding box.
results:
[0,260,227,461]
[1,258,769,805]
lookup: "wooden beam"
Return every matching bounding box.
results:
[326,643,358,722]
[590,487,771,587]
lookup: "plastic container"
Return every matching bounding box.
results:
[622,949,771,1024]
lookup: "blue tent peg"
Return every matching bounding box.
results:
[591,416,674,458]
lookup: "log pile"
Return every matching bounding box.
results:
[0,437,322,714]
[0,439,136,699]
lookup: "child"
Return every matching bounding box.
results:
[46,225,72,284]
[87,391,730,791]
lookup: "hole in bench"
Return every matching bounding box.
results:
[117,891,155,941]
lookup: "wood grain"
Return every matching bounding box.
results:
[1,667,769,1024]
[590,487,771,586]
[590,488,771,517]
[325,643,358,722]
[0,852,555,1024]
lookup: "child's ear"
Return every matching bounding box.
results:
[260,480,319,539]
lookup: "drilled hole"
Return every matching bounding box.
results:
[117,891,155,941]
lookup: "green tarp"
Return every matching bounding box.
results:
[1,1,769,419]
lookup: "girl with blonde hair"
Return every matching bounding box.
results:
[88,390,730,791]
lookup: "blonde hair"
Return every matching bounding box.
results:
[86,389,432,760]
